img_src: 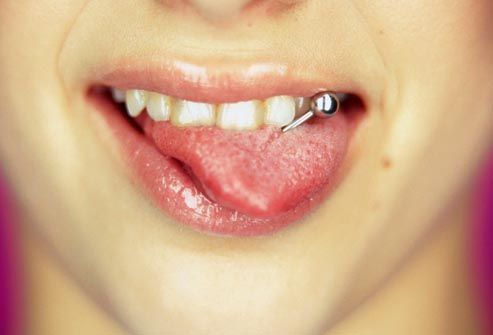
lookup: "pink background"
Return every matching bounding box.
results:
[0,173,21,335]
[472,152,493,333]
[0,152,492,334]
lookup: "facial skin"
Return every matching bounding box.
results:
[0,1,492,334]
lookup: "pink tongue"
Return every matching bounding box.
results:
[145,115,348,218]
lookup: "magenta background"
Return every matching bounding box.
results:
[0,173,21,335]
[0,153,492,333]
[472,153,493,334]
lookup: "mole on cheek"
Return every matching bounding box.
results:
[381,156,392,169]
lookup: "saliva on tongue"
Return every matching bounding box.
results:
[148,116,348,218]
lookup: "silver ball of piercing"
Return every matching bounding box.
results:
[281,91,340,133]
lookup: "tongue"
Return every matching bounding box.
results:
[144,115,349,218]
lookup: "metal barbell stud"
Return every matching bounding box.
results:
[281,91,340,133]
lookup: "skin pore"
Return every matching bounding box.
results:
[1,1,492,334]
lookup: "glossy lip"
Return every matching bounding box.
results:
[92,57,369,104]
[87,59,364,236]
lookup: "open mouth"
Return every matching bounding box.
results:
[87,62,365,236]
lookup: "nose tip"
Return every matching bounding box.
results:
[187,0,253,20]
[185,0,303,21]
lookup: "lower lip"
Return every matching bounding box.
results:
[89,91,356,236]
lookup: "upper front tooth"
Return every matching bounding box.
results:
[119,88,336,130]
[217,101,264,130]
[264,96,296,127]
[171,100,216,127]
[147,93,171,121]
[111,88,126,103]
[125,90,148,117]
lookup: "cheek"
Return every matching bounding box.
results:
[353,0,493,167]
[350,0,493,157]
[0,1,90,62]
[0,0,91,158]
[332,0,493,306]
[355,0,493,77]
[0,1,99,291]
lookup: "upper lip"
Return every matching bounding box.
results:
[90,57,370,104]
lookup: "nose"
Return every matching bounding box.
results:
[188,0,251,19]
[184,0,302,21]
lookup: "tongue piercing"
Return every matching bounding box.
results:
[281,91,339,133]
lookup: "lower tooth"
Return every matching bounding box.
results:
[171,100,216,127]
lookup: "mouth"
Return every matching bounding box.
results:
[87,60,366,236]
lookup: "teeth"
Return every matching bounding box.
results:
[116,88,346,131]
[111,88,126,103]
[336,93,349,102]
[264,96,295,127]
[171,100,216,127]
[125,90,147,117]
[295,97,311,116]
[217,101,264,130]
[147,93,171,121]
